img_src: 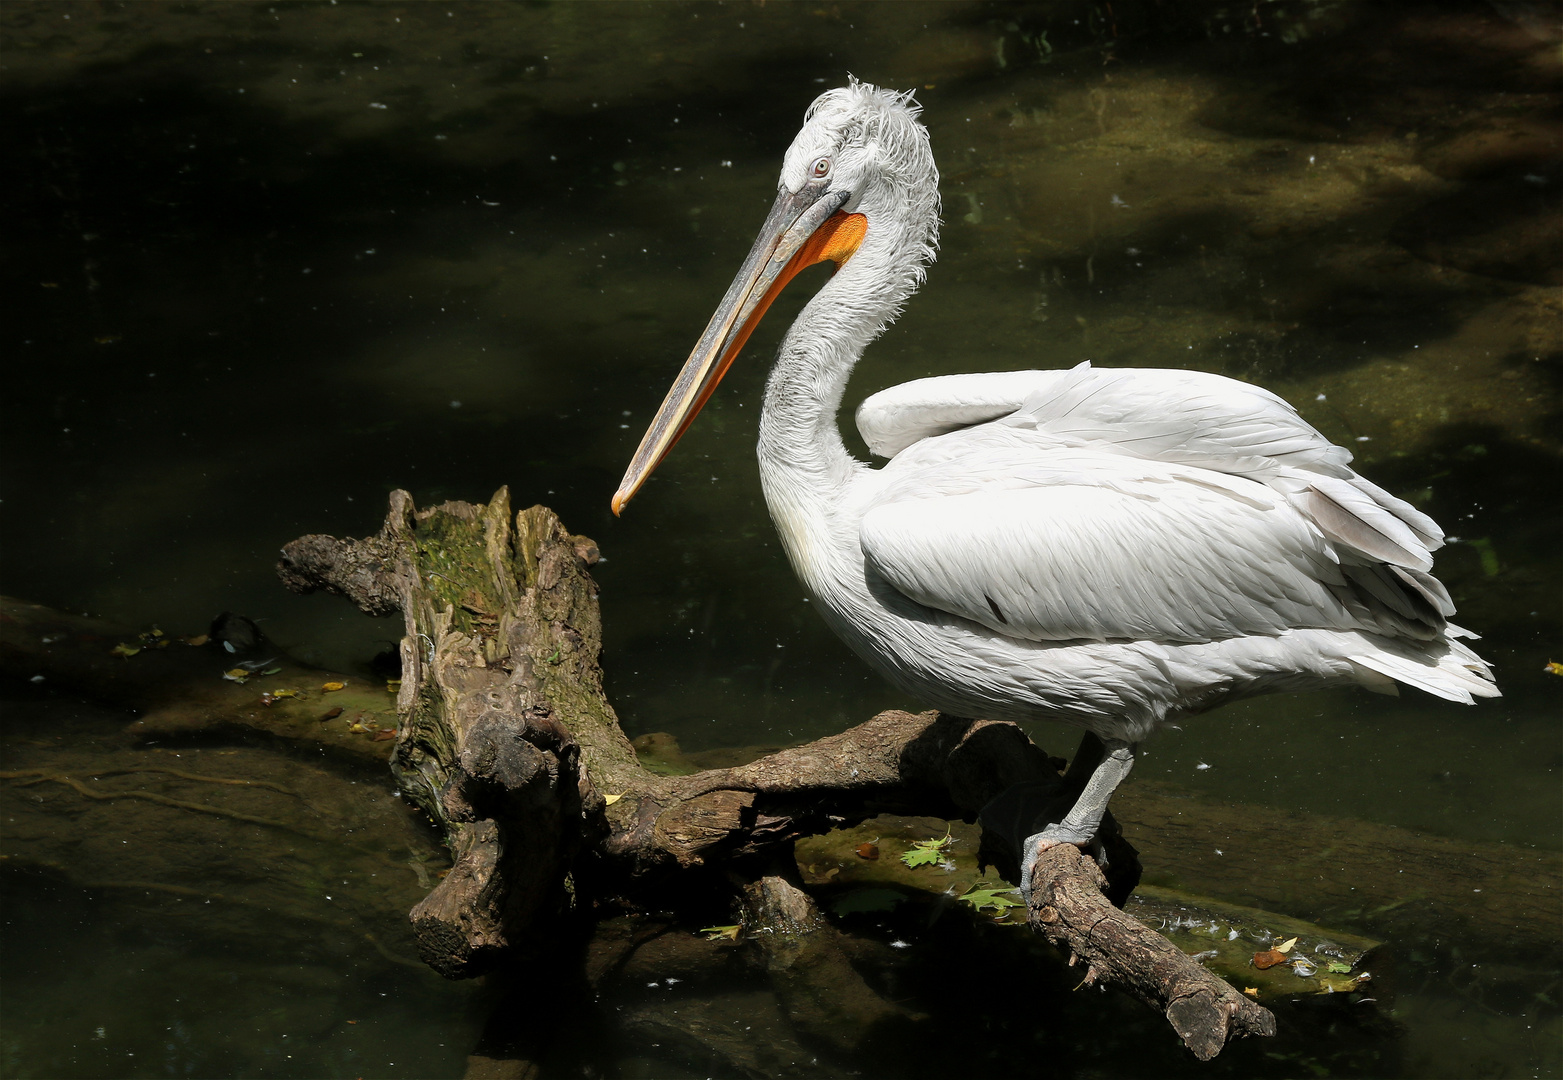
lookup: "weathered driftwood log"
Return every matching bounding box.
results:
[276,488,1271,1057]
[1026,846,1276,1060]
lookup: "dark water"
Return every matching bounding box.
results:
[2,2,1559,1077]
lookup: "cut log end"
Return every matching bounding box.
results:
[1167,989,1277,1061]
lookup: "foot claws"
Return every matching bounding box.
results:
[1018,827,1097,895]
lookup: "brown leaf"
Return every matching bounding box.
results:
[856,842,880,860]
[320,706,344,722]
[372,729,396,742]
[1253,950,1287,970]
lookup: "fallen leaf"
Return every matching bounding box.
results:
[856,842,880,860]
[321,706,344,722]
[181,634,209,646]
[322,681,346,692]
[958,884,1022,916]
[699,924,742,941]
[347,722,368,734]
[1546,660,1563,677]
[272,688,300,699]
[223,668,250,682]
[1275,936,1298,954]
[372,729,396,742]
[1243,987,1260,997]
[602,792,624,806]
[901,833,953,869]
[1315,974,1368,994]
[260,667,281,676]
[110,643,140,658]
[1253,950,1287,970]
[1327,961,1352,974]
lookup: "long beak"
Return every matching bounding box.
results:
[612,185,867,514]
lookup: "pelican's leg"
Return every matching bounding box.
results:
[1018,738,1136,895]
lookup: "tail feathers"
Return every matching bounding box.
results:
[1348,637,1500,704]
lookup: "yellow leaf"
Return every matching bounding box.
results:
[182,634,209,646]
[322,681,346,692]
[272,688,299,699]
[603,792,625,806]
[1315,974,1368,994]
[223,668,250,682]
[1243,987,1259,997]
[1546,660,1563,676]
[110,643,140,658]
[1275,936,1298,954]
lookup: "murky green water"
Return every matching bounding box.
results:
[2,2,1559,1077]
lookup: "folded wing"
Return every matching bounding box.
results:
[859,363,1454,646]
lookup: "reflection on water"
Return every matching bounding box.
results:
[1,2,1558,1078]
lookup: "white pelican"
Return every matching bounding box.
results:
[613,80,1498,889]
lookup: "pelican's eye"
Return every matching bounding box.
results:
[810,156,832,179]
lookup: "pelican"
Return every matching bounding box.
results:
[613,80,1498,889]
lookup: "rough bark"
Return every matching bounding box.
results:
[273,489,1252,1054]
[1026,845,1277,1060]
[280,489,609,977]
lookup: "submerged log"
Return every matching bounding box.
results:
[276,488,1258,1054]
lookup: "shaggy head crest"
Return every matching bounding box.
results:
[780,78,940,280]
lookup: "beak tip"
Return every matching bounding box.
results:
[610,490,628,517]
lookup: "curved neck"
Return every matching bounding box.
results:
[757,220,925,588]
[756,290,865,494]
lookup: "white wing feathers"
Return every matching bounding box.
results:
[855,370,1074,457]
[858,362,1465,653]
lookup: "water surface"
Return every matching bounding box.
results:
[2,3,1559,1077]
